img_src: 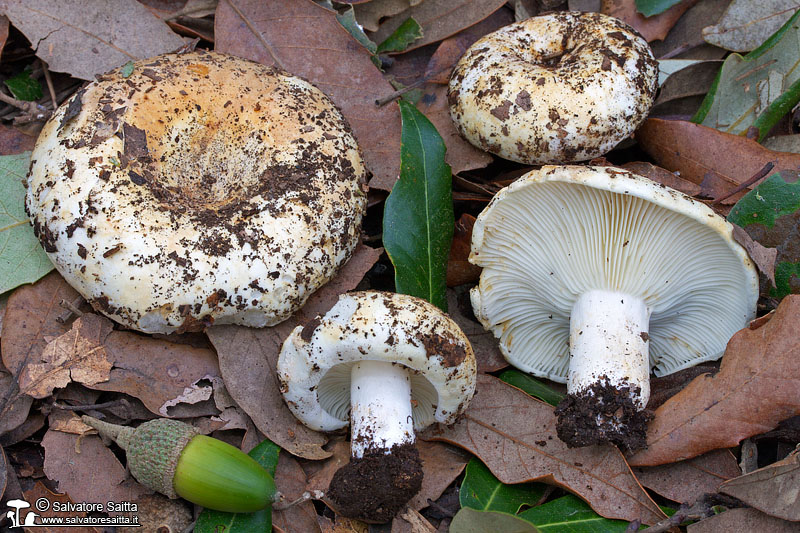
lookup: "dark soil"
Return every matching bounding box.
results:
[554,378,653,452]
[326,442,423,523]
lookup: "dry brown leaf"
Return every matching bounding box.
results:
[636,119,800,203]
[41,429,151,511]
[633,449,740,503]
[619,161,701,197]
[273,452,321,533]
[47,410,91,435]
[0,0,185,80]
[18,314,114,399]
[446,289,507,372]
[650,0,731,60]
[354,0,422,32]
[0,412,44,447]
[446,214,483,287]
[0,369,31,437]
[686,507,799,532]
[731,225,777,287]
[0,444,6,501]
[207,244,382,460]
[22,482,100,533]
[371,0,508,53]
[629,296,800,466]
[117,493,193,533]
[398,508,436,533]
[718,450,800,521]
[214,0,401,191]
[601,0,699,42]
[422,374,665,525]
[318,515,369,533]
[0,123,36,155]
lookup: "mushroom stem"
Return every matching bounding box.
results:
[568,290,651,408]
[349,360,414,458]
[555,289,654,450]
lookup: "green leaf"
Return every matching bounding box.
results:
[120,61,135,78]
[0,152,53,295]
[728,171,800,299]
[460,458,548,514]
[450,507,540,533]
[337,6,377,55]
[376,17,423,55]
[383,99,453,311]
[5,69,43,101]
[692,9,800,141]
[194,439,280,533]
[634,0,682,17]
[518,495,632,532]
[498,370,565,407]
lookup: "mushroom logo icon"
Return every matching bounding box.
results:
[5,499,37,528]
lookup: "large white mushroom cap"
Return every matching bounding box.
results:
[26,51,367,334]
[277,291,477,433]
[448,12,658,164]
[470,165,759,382]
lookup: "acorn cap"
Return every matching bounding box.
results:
[83,416,198,498]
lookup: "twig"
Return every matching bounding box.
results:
[272,490,323,510]
[712,162,774,205]
[52,399,129,412]
[224,0,286,70]
[375,64,453,107]
[658,38,705,60]
[57,296,85,323]
[636,493,745,532]
[0,90,50,121]
[39,59,57,110]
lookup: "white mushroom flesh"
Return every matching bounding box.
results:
[568,290,651,409]
[349,360,415,458]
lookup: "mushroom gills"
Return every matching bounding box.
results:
[349,360,415,458]
[557,289,653,450]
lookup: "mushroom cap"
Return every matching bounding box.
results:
[470,165,759,381]
[277,291,477,432]
[26,51,367,334]
[448,12,658,164]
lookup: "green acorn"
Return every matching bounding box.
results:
[82,416,278,513]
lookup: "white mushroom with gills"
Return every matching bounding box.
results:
[448,11,658,164]
[469,166,759,451]
[26,50,366,334]
[278,291,476,523]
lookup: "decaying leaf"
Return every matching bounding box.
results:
[22,482,100,533]
[0,368,31,437]
[371,0,508,53]
[650,0,731,60]
[18,314,114,399]
[619,161,701,197]
[215,0,401,191]
[718,450,799,521]
[273,453,321,533]
[446,213,482,287]
[0,0,185,81]
[601,0,699,42]
[41,429,151,512]
[446,288,507,372]
[207,244,382,460]
[423,374,666,525]
[635,119,800,203]
[117,493,193,533]
[686,507,799,532]
[628,296,800,466]
[47,410,92,435]
[633,449,741,503]
[449,507,538,533]
[731,225,778,287]
[764,134,800,153]
[702,0,800,52]
[354,0,423,32]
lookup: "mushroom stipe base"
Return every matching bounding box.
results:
[327,443,423,523]
[554,378,653,452]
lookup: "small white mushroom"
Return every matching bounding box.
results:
[278,291,476,522]
[469,166,759,450]
[448,12,658,164]
[26,50,367,334]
